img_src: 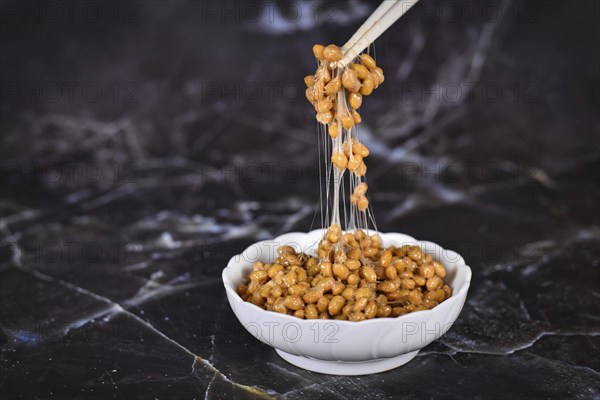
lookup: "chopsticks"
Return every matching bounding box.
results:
[338,0,420,68]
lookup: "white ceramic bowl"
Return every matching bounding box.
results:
[222,229,472,375]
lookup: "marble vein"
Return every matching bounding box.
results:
[12,266,273,399]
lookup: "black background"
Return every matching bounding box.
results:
[1,1,599,399]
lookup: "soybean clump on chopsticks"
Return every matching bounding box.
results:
[305,44,384,212]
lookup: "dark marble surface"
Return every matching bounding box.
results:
[1,0,599,399]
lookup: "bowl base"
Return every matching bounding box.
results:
[275,349,420,375]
